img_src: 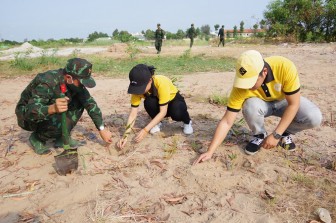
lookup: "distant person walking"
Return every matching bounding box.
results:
[218,25,225,47]
[187,23,196,48]
[155,23,165,54]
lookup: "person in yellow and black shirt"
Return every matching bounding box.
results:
[117,64,193,149]
[194,50,322,164]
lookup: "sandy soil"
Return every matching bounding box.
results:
[0,43,335,223]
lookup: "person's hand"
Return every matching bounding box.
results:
[193,151,214,165]
[262,134,279,150]
[55,97,69,113]
[99,128,113,144]
[134,129,148,143]
[117,137,127,149]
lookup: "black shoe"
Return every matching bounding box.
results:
[278,135,296,151]
[245,133,266,155]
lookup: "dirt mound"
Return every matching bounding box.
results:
[0,42,43,56]
[108,43,128,53]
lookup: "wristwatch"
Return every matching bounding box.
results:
[272,131,282,140]
[99,125,105,131]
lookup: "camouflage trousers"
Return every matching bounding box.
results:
[16,100,84,142]
[155,39,162,53]
[189,38,194,48]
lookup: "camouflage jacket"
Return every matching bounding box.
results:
[187,27,196,38]
[16,69,103,129]
[218,28,224,37]
[155,28,165,40]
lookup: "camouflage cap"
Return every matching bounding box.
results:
[65,58,96,88]
[157,23,161,26]
[191,23,194,26]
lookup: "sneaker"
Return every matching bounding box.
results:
[183,121,193,135]
[29,132,50,155]
[278,135,296,151]
[150,122,162,134]
[54,137,82,148]
[245,133,266,155]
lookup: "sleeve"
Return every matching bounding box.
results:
[131,94,142,107]
[77,88,103,129]
[24,83,53,122]
[282,61,300,95]
[227,88,248,112]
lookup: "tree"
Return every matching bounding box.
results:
[112,29,119,38]
[214,24,220,31]
[200,24,211,35]
[144,29,155,40]
[233,26,238,38]
[87,31,108,42]
[240,21,245,33]
[253,24,259,36]
[175,29,185,39]
[263,0,330,42]
[118,31,132,42]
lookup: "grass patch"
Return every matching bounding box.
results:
[0,51,235,78]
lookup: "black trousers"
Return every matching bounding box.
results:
[144,92,191,124]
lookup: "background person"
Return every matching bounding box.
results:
[187,23,196,48]
[16,58,113,154]
[218,25,225,47]
[194,50,322,164]
[155,23,165,54]
[117,64,193,149]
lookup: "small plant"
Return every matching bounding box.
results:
[209,93,229,106]
[11,48,35,70]
[71,48,80,58]
[163,136,179,159]
[179,49,191,59]
[122,119,135,139]
[228,152,237,161]
[126,42,140,60]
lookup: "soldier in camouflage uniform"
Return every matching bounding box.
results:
[187,23,197,48]
[218,25,225,47]
[15,58,113,154]
[155,23,165,54]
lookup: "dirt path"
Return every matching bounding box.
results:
[0,44,335,223]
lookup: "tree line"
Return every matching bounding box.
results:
[1,0,335,45]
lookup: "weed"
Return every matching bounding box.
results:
[126,42,140,60]
[209,93,228,106]
[228,152,237,160]
[291,173,315,188]
[11,49,35,71]
[163,136,179,159]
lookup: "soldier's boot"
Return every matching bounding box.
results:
[29,132,50,155]
[54,137,82,148]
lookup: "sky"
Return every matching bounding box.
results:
[0,0,272,42]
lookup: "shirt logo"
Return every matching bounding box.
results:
[239,67,247,75]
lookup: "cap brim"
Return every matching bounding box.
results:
[233,75,258,89]
[127,84,147,95]
[80,77,96,88]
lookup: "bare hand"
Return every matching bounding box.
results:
[99,128,113,144]
[55,97,69,113]
[193,151,213,165]
[134,129,148,143]
[262,135,279,150]
[117,138,127,149]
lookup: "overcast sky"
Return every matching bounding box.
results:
[1,0,272,42]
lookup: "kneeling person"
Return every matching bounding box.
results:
[16,58,112,154]
[117,64,193,149]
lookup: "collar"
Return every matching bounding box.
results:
[145,78,158,97]
[263,61,274,84]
